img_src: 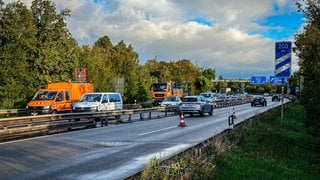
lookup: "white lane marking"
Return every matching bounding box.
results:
[139,126,177,136]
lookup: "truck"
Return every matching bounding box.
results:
[150,81,191,106]
[26,82,94,115]
[220,87,231,94]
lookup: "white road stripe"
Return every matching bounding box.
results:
[139,126,177,136]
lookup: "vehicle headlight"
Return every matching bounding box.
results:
[43,106,50,109]
[90,106,98,111]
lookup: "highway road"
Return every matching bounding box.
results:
[0,97,286,180]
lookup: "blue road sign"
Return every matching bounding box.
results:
[269,76,286,85]
[251,76,266,84]
[276,77,287,85]
[269,76,275,84]
[275,41,292,77]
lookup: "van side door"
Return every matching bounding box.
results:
[107,94,117,110]
[101,94,109,111]
[64,91,72,110]
[54,91,65,112]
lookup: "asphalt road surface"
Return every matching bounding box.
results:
[0,97,286,180]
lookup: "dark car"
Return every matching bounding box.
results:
[179,96,213,116]
[272,95,281,102]
[251,96,267,106]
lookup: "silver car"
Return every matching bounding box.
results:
[179,96,213,117]
[160,96,182,107]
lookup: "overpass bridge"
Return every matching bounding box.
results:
[212,79,251,93]
[212,79,251,83]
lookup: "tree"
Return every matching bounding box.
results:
[111,41,140,102]
[295,0,320,136]
[31,0,78,84]
[202,68,216,80]
[143,59,163,82]
[79,44,115,92]
[288,71,301,96]
[194,75,211,94]
[0,1,37,108]
[94,35,113,49]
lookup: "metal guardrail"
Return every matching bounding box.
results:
[0,109,27,116]
[0,104,144,117]
[0,99,250,116]
[0,99,250,142]
[0,106,178,142]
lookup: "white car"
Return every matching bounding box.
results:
[73,92,123,112]
[200,92,217,103]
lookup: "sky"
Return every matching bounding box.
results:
[4,0,305,79]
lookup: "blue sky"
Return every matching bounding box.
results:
[4,0,306,79]
[257,11,304,40]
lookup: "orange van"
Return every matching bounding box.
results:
[26,82,94,115]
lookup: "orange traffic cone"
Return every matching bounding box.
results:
[178,112,186,127]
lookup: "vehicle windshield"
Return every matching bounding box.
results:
[254,96,263,100]
[151,83,167,92]
[217,96,225,100]
[33,91,57,100]
[79,94,102,102]
[200,93,212,98]
[182,97,198,102]
[163,96,176,102]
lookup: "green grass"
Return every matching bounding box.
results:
[210,103,320,179]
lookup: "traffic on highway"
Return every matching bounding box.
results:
[0,95,290,179]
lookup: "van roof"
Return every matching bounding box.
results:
[84,92,121,94]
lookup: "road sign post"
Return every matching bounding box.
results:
[275,41,292,126]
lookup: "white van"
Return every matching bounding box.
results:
[72,92,123,112]
[200,92,218,103]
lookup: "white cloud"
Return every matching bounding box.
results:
[3,0,302,78]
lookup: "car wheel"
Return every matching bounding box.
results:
[51,110,57,114]
[115,115,121,120]
[200,108,204,117]
[209,107,213,116]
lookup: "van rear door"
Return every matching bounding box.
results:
[107,93,123,110]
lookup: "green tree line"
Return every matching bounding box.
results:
[294,0,320,137]
[0,0,216,108]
